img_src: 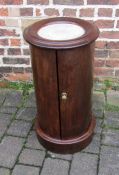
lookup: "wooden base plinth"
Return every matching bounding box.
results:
[35,116,96,154]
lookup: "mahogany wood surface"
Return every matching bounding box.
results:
[23,17,99,49]
[23,17,99,154]
[31,46,60,139]
[57,44,94,139]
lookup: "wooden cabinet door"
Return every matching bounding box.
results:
[57,45,93,139]
[31,46,61,139]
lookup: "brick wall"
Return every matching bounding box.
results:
[0,0,119,81]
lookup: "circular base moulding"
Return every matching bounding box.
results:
[35,116,96,154]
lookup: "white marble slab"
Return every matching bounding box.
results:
[37,23,85,41]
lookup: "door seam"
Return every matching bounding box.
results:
[55,50,62,139]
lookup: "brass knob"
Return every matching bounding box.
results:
[61,92,67,100]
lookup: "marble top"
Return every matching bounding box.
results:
[37,23,85,41]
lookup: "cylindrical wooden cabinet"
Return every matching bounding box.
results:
[24,17,99,154]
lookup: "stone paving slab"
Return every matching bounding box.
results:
[16,107,36,121]
[92,91,105,110]
[0,168,10,175]
[3,90,22,107]
[0,114,12,139]
[94,118,103,134]
[93,108,104,119]
[82,134,100,154]
[107,90,119,107]
[40,158,69,175]
[104,111,119,129]
[25,91,36,107]
[19,148,46,166]
[0,88,119,175]
[7,120,32,137]
[98,145,119,175]
[0,136,24,168]
[70,153,98,175]
[102,129,119,147]
[0,106,17,114]
[47,151,72,161]
[0,89,10,106]
[25,131,45,150]
[12,165,40,175]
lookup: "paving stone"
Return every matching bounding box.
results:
[25,91,36,107]
[3,90,22,107]
[0,136,24,168]
[104,111,119,129]
[16,107,36,121]
[0,96,5,106]
[70,153,98,175]
[19,148,45,166]
[0,106,17,114]
[12,165,39,175]
[0,115,11,138]
[0,89,10,106]
[98,145,119,175]
[0,113,13,119]
[93,108,104,118]
[92,91,105,110]
[47,151,72,161]
[0,168,10,175]
[82,134,100,154]
[25,131,45,150]
[41,158,69,175]
[102,129,119,146]
[94,118,103,134]
[107,90,119,107]
[7,120,32,137]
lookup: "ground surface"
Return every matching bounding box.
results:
[0,88,119,175]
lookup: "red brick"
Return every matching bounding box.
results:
[95,49,108,58]
[0,39,8,46]
[10,39,21,46]
[94,67,114,77]
[106,59,119,67]
[100,31,119,39]
[3,57,30,65]
[106,42,119,49]
[25,67,32,73]
[8,48,21,55]
[94,59,105,67]
[27,0,49,5]
[63,8,76,17]
[109,50,119,58]
[0,20,5,26]
[116,20,119,28]
[0,0,23,5]
[20,8,33,16]
[0,29,19,36]
[95,20,114,28]
[36,9,41,16]
[44,8,59,16]
[0,49,4,55]
[98,8,112,17]
[23,49,30,55]
[87,0,119,5]
[4,73,32,81]
[0,67,12,73]
[80,8,94,17]
[115,69,119,76]
[0,8,8,16]
[53,0,83,5]
[116,9,119,17]
[13,67,24,73]
[95,41,107,49]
